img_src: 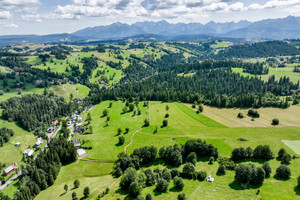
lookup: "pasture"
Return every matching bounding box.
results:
[188,104,300,127]
[31,101,300,200]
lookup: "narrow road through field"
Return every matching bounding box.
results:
[123,105,149,154]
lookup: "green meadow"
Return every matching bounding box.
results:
[31,101,300,200]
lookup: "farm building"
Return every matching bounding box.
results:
[47,126,55,133]
[86,104,94,111]
[73,139,81,147]
[53,120,60,126]
[77,149,86,156]
[24,149,34,157]
[15,142,20,146]
[3,166,14,176]
[74,126,82,133]
[207,175,214,183]
[35,137,44,147]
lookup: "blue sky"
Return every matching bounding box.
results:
[0,0,299,35]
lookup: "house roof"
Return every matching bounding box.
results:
[77,149,86,156]
[3,166,14,174]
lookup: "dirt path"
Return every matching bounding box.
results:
[124,128,142,154]
[123,105,150,154]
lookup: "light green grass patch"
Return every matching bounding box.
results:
[281,140,300,155]
[175,103,227,128]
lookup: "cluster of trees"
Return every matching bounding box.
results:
[242,62,269,75]
[89,67,297,108]
[113,139,218,178]
[216,41,300,59]
[14,136,77,200]
[0,128,14,147]
[231,145,273,161]
[119,164,202,198]
[1,94,72,132]
[234,163,267,187]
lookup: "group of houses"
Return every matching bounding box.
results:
[74,97,88,104]
[47,120,60,134]
[2,163,18,176]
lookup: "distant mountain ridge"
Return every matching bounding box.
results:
[0,16,300,46]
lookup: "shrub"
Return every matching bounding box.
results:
[217,165,226,175]
[262,162,272,177]
[173,176,184,190]
[128,182,142,198]
[237,112,244,118]
[144,169,156,186]
[165,113,169,118]
[276,165,291,179]
[156,178,169,192]
[272,118,279,125]
[253,145,273,160]
[120,168,137,190]
[282,153,292,164]
[146,193,153,200]
[136,195,145,200]
[103,109,109,116]
[217,157,236,170]
[186,152,197,166]
[170,169,180,179]
[182,162,195,178]
[163,119,168,126]
[297,175,300,187]
[198,104,203,113]
[248,109,259,118]
[209,157,214,164]
[278,148,287,159]
[144,119,149,127]
[118,136,125,145]
[83,187,90,197]
[177,193,187,200]
[196,171,207,181]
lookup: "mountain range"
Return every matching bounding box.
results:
[1,16,300,46]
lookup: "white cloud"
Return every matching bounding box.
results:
[0,0,40,9]
[21,14,42,22]
[0,22,18,28]
[0,11,11,19]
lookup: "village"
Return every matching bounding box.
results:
[0,102,94,190]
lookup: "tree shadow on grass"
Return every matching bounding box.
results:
[153,188,167,196]
[228,181,247,191]
[59,192,67,197]
[294,186,300,195]
[169,187,183,192]
[115,143,123,147]
[235,158,271,165]
[115,188,128,196]
[273,174,290,181]
[197,157,210,163]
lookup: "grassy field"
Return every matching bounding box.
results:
[0,110,36,165]
[30,101,300,200]
[28,52,92,74]
[232,66,300,83]
[188,104,300,127]
[282,140,300,155]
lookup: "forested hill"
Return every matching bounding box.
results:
[89,67,298,108]
[215,41,300,59]
[1,94,72,132]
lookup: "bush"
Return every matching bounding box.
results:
[173,176,184,190]
[297,175,300,187]
[196,171,207,181]
[262,162,272,177]
[146,193,153,200]
[182,162,195,178]
[198,104,203,113]
[118,136,125,145]
[209,156,214,164]
[165,113,169,118]
[186,152,197,166]
[217,157,236,170]
[163,119,168,126]
[144,119,149,127]
[217,165,226,175]
[103,109,109,116]
[156,178,169,192]
[128,182,142,198]
[83,187,90,197]
[282,153,292,164]
[248,109,259,118]
[120,168,137,190]
[278,148,287,159]
[237,112,244,118]
[136,195,145,200]
[171,169,180,179]
[177,193,187,200]
[276,164,291,179]
[272,118,279,125]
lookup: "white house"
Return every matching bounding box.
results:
[77,149,86,156]
[35,137,44,147]
[24,149,34,157]
[15,142,21,146]
[207,175,214,183]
